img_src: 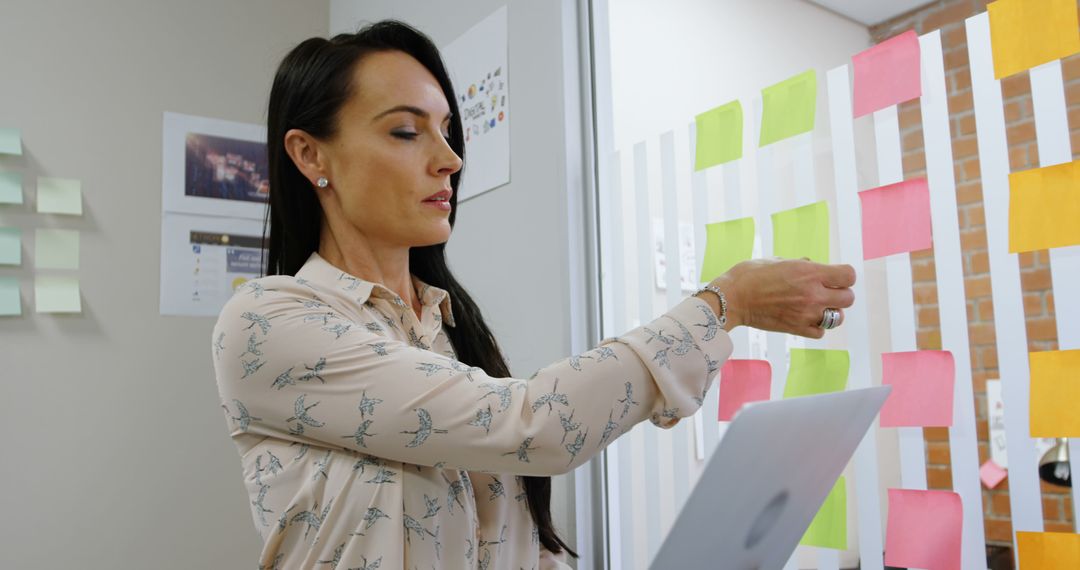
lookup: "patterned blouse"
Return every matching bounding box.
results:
[212,252,732,569]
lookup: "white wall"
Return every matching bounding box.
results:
[0,2,328,568]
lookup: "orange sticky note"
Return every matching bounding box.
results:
[979,460,1007,489]
[1029,349,1080,437]
[717,359,771,421]
[1017,531,1080,568]
[1008,160,1080,253]
[879,350,955,427]
[988,0,1080,79]
[885,489,962,570]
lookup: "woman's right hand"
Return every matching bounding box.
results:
[706,258,856,339]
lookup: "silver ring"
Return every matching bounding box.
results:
[818,308,841,330]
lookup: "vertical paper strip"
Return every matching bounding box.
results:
[987,0,1080,79]
[694,101,742,170]
[759,70,817,147]
[853,30,922,118]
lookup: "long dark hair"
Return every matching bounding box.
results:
[263,20,577,558]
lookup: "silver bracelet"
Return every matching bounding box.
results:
[692,284,727,327]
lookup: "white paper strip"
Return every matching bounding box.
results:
[689,123,712,462]
[605,151,627,570]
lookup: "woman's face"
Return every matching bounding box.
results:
[319,50,462,248]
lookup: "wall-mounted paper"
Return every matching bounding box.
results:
[0,227,21,265]
[879,350,955,427]
[694,101,743,170]
[772,200,829,263]
[884,489,962,570]
[784,348,849,398]
[859,178,933,260]
[1017,531,1080,568]
[1008,159,1080,252]
[0,128,22,156]
[717,359,771,421]
[37,177,83,215]
[1029,349,1080,437]
[0,172,23,204]
[988,0,1080,79]
[853,31,922,117]
[979,460,1007,489]
[800,476,847,549]
[35,275,81,313]
[0,277,20,316]
[701,217,754,282]
[759,70,817,147]
[35,228,79,270]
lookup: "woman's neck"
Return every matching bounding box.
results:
[317,226,420,315]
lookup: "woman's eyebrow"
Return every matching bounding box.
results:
[372,105,453,123]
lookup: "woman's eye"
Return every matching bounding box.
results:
[391,131,418,140]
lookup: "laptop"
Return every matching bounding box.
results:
[649,386,891,570]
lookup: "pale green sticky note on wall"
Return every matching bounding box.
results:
[800,476,847,549]
[0,128,22,156]
[772,200,830,263]
[759,70,817,147]
[35,276,81,313]
[0,172,23,204]
[37,177,83,215]
[0,277,21,316]
[784,348,850,398]
[701,217,754,282]
[0,227,21,265]
[35,228,80,269]
[695,101,743,170]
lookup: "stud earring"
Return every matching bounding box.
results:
[316,177,329,188]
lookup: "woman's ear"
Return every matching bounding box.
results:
[283,128,327,187]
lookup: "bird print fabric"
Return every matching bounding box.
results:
[212,252,732,569]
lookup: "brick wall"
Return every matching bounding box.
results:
[869,0,1078,551]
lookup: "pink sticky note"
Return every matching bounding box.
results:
[859,178,933,260]
[853,30,922,118]
[980,460,1008,489]
[885,489,963,570]
[880,350,955,427]
[718,359,772,421]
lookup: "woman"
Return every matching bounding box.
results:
[211,20,855,569]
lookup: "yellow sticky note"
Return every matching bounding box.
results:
[760,70,817,147]
[0,227,21,265]
[784,349,850,398]
[701,217,754,282]
[772,200,830,263]
[695,101,743,170]
[988,0,1080,79]
[1029,349,1080,437]
[0,128,22,156]
[35,276,81,313]
[37,177,83,215]
[0,172,23,204]
[1009,160,1080,253]
[1017,531,1080,568]
[0,277,20,316]
[35,228,80,270]
[800,476,846,550]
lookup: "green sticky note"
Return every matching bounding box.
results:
[772,200,830,263]
[0,128,22,156]
[759,70,817,147]
[701,217,754,282]
[0,172,23,204]
[35,228,79,269]
[37,177,82,215]
[784,348,850,398]
[0,227,21,265]
[0,277,21,316]
[695,101,743,170]
[35,275,81,313]
[800,476,847,549]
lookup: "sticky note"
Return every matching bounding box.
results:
[1017,531,1080,569]
[35,276,81,313]
[988,0,1080,79]
[800,476,846,550]
[0,172,23,204]
[0,128,22,156]
[759,70,816,147]
[718,359,771,421]
[0,227,21,265]
[879,350,955,427]
[885,489,962,570]
[35,228,80,269]
[853,31,921,118]
[37,177,83,215]
[0,277,20,316]
[860,178,933,260]
[701,217,754,282]
[1029,349,1080,437]
[1008,160,1080,253]
[695,101,743,170]
[772,200,829,263]
[784,349,849,398]
[979,460,1007,489]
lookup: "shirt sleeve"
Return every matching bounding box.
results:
[212,287,732,476]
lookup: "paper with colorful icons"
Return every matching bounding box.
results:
[1029,349,1080,437]
[0,227,21,265]
[772,200,830,263]
[759,70,817,146]
[1017,531,1080,568]
[988,0,1080,79]
[853,30,922,118]
[879,350,955,427]
[859,178,933,260]
[799,476,846,550]
[0,277,20,316]
[717,359,771,421]
[35,228,79,270]
[1008,159,1080,253]
[701,217,754,282]
[0,172,22,204]
[37,177,83,215]
[0,128,21,156]
[884,489,962,570]
[783,349,849,398]
[694,100,743,170]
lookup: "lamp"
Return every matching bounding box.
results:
[1038,438,1071,487]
